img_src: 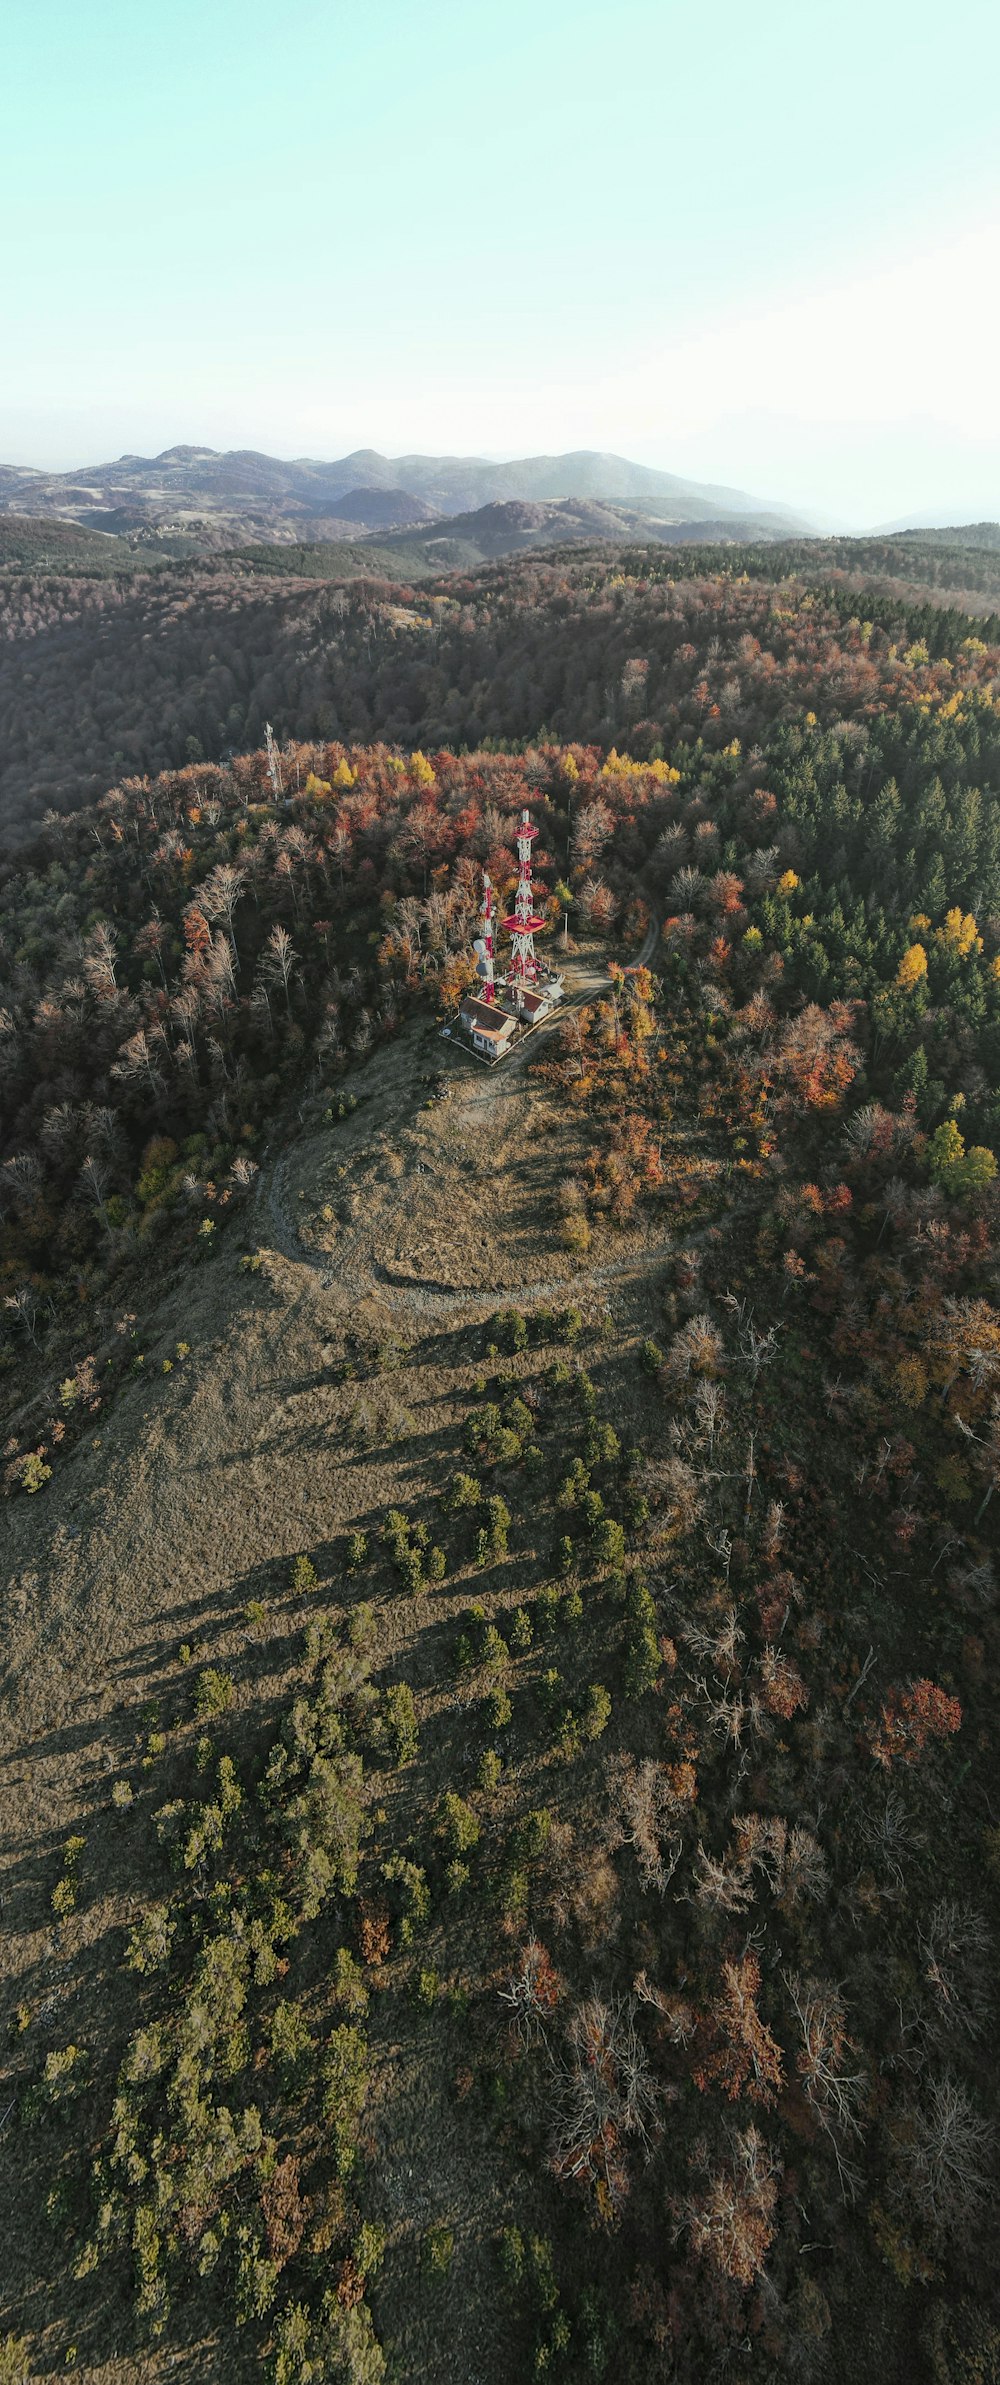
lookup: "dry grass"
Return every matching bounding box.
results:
[0,971,674,2382]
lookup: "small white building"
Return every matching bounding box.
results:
[459,994,518,1060]
[507,972,565,1024]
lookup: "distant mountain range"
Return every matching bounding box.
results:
[337,496,812,571]
[0,443,812,551]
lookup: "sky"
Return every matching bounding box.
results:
[3,0,999,529]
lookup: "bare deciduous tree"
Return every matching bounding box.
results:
[918,1901,990,2042]
[605,1754,690,1894]
[680,2125,780,2285]
[893,2072,994,2244]
[260,924,298,1016]
[785,1976,864,2149]
[499,1940,562,2048]
[550,1993,657,2211]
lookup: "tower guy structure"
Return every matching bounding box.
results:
[501,809,546,999]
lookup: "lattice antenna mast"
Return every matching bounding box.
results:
[502,808,545,989]
[265,721,283,799]
[480,870,497,1004]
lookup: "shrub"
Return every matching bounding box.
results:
[485,1686,512,1731]
[320,2025,370,2177]
[19,1452,52,1494]
[492,1307,529,1352]
[624,1613,660,1700]
[478,1749,502,1792]
[383,1681,419,1766]
[485,1494,511,1555]
[452,1629,474,1676]
[345,1531,369,1573]
[443,1470,482,1513]
[479,1621,509,1672]
[623,1485,650,1531]
[464,1404,502,1458]
[27,2041,89,2118]
[500,2225,526,2282]
[0,2338,29,2385]
[581,1684,613,1740]
[587,1421,621,1466]
[353,2220,387,2281]
[269,1999,315,2095]
[594,1517,626,1573]
[349,1601,375,1651]
[510,1605,534,1652]
[382,1855,430,1939]
[539,1669,563,1719]
[517,1809,552,1860]
[51,1835,85,1918]
[436,1792,481,1856]
[193,1668,235,1719]
[557,1458,590,1510]
[398,1545,425,1595]
[535,1585,561,1635]
[499,1866,530,1930]
[425,2224,455,2274]
[126,1904,175,1974]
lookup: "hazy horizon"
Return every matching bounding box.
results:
[3,0,999,531]
[2,430,998,541]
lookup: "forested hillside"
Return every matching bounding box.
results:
[2,565,1000,2380]
[3,541,1000,846]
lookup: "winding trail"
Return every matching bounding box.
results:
[256,912,675,1319]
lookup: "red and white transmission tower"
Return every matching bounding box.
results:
[478,870,497,1003]
[501,808,546,992]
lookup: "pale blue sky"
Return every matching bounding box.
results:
[3,0,999,525]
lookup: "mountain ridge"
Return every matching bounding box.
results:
[0,441,813,543]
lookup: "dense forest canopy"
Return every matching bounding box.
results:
[2,539,1000,847]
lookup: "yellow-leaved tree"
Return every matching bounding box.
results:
[935,908,982,958]
[895,943,928,991]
